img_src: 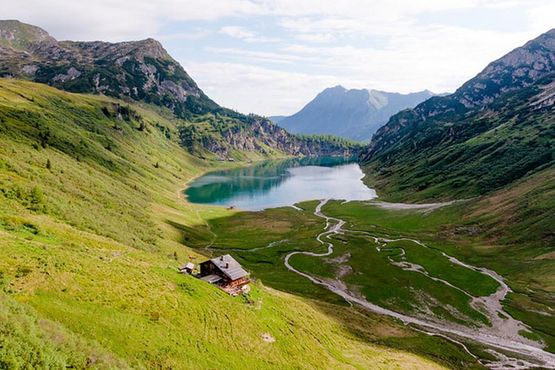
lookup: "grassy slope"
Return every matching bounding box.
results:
[462,168,555,349]
[359,85,555,350]
[186,202,498,323]
[338,176,555,350]
[0,79,446,369]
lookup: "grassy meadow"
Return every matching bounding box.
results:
[0,79,456,369]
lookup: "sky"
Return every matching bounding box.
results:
[3,0,555,115]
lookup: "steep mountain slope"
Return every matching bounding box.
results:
[179,115,361,159]
[0,20,359,159]
[0,79,448,369]
[361,28,555,201]
[278,86,434,141]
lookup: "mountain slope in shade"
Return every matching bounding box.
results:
[361,28,555,201]
[277,86,434,141]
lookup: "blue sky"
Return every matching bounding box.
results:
[5,0,555,115]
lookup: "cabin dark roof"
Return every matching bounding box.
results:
[209,254,249,280]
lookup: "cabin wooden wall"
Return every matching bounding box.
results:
[227,277,250,288]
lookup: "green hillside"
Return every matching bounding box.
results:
[362,76,555,202]
[0,79,450,369]
[336,29,555,362]
[360,30,555,257]
[362,29,555,204]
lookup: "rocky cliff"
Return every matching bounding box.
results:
[0,20,218,118]
[180,114,362,159]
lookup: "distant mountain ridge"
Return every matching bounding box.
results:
[361,28,555,201]
[269,115,286,123]
[276,86,435,141]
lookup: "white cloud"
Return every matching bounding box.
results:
[204,47,313,64]
[197,20,543,114]
[315,28,532,88]
[184,61,353,115]
[6,0,536,41]
[267,0,489,20]
[294,33,335,42]
[527,3,555,35]
[2,0,264,41]
[157,29,212,41]
[280,16,391,38]
[219,26,279,43]
[220,26,256,39]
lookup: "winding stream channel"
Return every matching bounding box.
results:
[284,199,555,369]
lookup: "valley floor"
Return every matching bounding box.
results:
[185,188,555,369]
[287,200,555,368]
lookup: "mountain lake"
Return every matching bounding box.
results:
[185,157,377,211]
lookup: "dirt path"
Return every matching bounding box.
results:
[366,199,460,212]
[208,239,289,253]
[283,199,555,369]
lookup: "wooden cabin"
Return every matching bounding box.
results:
[199,254,250,294]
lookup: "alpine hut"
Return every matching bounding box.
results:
[199,254,250,294]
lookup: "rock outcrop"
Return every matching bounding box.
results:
[0,20,216,118]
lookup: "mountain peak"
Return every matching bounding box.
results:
[277,86,434,141]
[454,27,555,108]
[131,37,169,57]
[323,85,348,94]
[0,19,56,50]
[0,20,215,118]
[362,27,555,198]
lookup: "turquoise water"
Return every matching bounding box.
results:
[185,157,377,211]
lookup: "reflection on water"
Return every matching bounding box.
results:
[185,157,377,211]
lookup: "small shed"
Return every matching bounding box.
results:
[178,262,195,274]
[199,254,250,293]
